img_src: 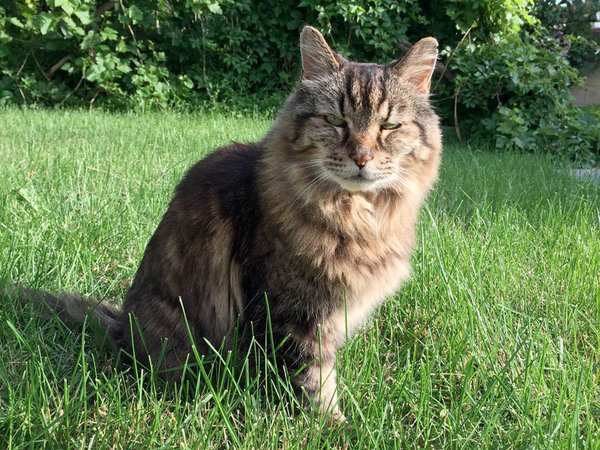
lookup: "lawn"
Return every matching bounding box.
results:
[0,108,599,448]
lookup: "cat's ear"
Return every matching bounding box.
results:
[389,37,438,94]
[300,26,341,80]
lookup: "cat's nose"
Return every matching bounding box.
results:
[350,149,374,168]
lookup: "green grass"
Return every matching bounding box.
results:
[0,107,599,448]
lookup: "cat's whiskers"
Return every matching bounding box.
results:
[284,169,333,216]
[397,165,425,183]
[296,169,332,202]
[387,175,414,198]
[271,161,330,192]
[266,159,324,184]
[386,181,405,199]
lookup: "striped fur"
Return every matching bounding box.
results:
[6,26,442,422]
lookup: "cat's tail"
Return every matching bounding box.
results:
[1,284,123,349]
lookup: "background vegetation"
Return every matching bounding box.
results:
[1,0,600,163]
[1,109,599,447]
[2,2,599,447]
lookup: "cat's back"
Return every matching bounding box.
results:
[175,142,262,214]
[153,140,264,267]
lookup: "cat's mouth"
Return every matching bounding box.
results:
[349,173,370,182]
[332,172,379,192]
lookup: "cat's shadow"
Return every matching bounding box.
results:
[1,286,357,436]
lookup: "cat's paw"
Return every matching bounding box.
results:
[332,410,346,423]
[324,408,348,430]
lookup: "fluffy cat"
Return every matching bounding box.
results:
[5,26,442,421]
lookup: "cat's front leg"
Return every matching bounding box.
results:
[276,321,345,421]
[297,357,346,422]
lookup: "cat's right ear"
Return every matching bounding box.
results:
[300,26,340,80]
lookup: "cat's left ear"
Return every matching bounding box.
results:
[388,37,438,94]
[300,26,341,80]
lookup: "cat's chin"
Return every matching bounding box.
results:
[331,174,381,192]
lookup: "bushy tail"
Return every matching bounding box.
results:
[2,284,123,349]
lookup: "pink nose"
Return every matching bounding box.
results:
[350,151,373,167]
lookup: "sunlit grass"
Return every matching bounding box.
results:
[1,108,599,447]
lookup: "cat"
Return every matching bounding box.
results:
[4,26,441,421]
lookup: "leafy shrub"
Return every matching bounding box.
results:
[1,0,599,163]
[533,0,600,70]
[1,0,537,109]
[0,1,224,109]
[0,0,430,109]
[444,31,600,165]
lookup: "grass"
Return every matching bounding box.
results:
[0,107,599,448]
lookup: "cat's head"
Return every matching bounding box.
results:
[271,26,441,195]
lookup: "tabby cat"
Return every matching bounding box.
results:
[7,26,442,421]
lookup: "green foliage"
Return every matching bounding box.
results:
[534,0,600,69]
[1,0,599,163]
[443,0,535,34]
[299,0,428,59]
[445,31,600,165]
[420,0,535,46]
[535,0,600,39]
[0,0,196,108]
[0,0,429,109]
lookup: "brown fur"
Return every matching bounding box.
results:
[4,26,442,420]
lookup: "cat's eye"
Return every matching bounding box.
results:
[381,122,402,130]
[323,115,346,127]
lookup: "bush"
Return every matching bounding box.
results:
[534,0,600,70]
[443,29,600,165]
[0,0,431,109]
[0,0,536,109]
[1,1,181,108]
[1,0,599,163]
